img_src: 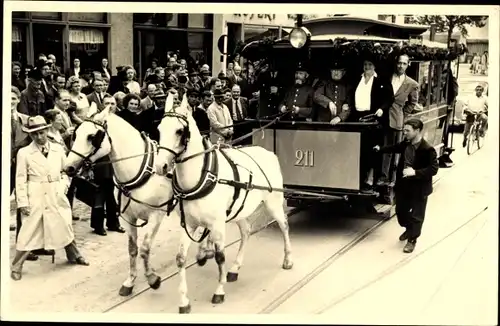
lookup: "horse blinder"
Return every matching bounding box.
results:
[88,129,106,148]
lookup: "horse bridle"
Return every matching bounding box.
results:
[70,118,111,168]
[157,111,191,162]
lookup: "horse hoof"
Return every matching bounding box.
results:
[197,257,208,266]
[211,294,225,304]
[226,272,239,282]
[179,304,191,314]
[148,275,162,290]
[119,285,134,296]
[282,261,294,270]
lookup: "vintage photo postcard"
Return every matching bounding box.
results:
[2,1,498,324]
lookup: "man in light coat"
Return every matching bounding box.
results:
[207,89,233,144]
[12,116,89,281]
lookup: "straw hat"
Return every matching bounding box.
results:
[22,116,52,133]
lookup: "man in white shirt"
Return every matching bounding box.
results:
[140,84,157,111]
[463,84,488,147]
[224,84,250,145]
[207,89,233,144]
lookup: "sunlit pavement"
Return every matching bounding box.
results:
[271,138,497,325]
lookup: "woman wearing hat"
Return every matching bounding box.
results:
[12,116,89,280]
[66,76,96,125]
[350,57,392,193]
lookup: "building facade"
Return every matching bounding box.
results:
[12,12,117,73]
[11,12,217,79]
[11,12,299,79]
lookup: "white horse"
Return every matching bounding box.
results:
[64,99,176,297]
[156,94,293,314]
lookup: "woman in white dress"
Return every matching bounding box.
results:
[123,66,141,95]
[66,76,98,125]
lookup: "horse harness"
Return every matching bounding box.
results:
[161,111,273,243]
[71,118,174,228]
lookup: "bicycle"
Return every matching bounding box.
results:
[465,111,486,155]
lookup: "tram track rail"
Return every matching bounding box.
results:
[103,204,311,313]
[104,151,462,314]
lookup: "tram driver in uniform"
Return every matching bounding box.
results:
[279,62,315,121]
[313,61,352,124]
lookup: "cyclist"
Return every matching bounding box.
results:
[462,84,488,147]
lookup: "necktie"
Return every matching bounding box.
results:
[236,100,243,121]
[41,147,48,158]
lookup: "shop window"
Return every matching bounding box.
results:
[134,13,179,27]
[33,24,63,67]
[417,62,430,106]
[69,28,108,71]
[12,12,27,19]
[12,24,27,66]
[136,29,212,80]
[68,12,107,23]
[31,12,62,20]
[188,14,210,29]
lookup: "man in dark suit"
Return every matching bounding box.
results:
[87,77,110,108]
[224,84,250,145]
[374,118,439,253]
[18,69,46,117]
[256,62,285,119]
[378,54,419,187]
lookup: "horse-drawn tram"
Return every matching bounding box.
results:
[240,15,464,209]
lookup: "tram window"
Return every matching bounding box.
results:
[418,62,430,106]
[429,63,441,105]
[439,62,448,104]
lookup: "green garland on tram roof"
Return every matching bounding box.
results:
[240,36,468,62]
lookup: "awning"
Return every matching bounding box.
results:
[69,28,105,44]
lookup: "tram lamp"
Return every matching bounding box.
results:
[289,27,311,49]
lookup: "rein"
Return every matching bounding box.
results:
[156,108,289,243]
[157,110,290,165]
[70,118,174,228]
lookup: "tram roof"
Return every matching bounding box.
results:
[302,16,429,34]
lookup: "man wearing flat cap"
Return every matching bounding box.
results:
[18,69,46,117]
[199,66,212,90]
[12,116,89,281]
[314,60,353,124]
[279,62,315,121]
[186,70,202,93]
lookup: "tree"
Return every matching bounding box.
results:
[408,15,488,47]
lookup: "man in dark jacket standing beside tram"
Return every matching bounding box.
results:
[374,118,439,253]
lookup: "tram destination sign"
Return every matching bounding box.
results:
[253,129,361,190]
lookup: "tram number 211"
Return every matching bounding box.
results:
[294,149,314,167]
